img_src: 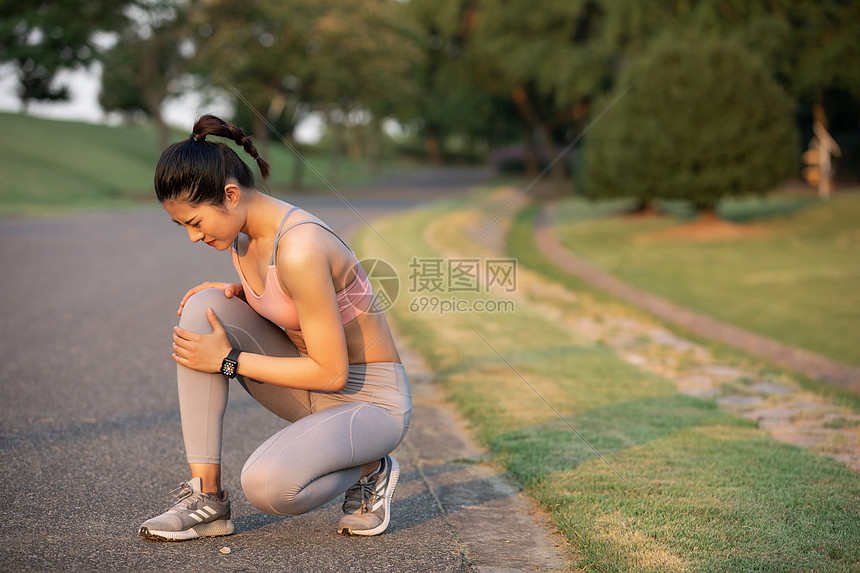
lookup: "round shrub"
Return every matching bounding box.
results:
[582,34,798,212]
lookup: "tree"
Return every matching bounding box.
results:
[305,0,421,179]
[100,2,190,150]
[188,0,425,187]
[187,0,323,189]
[400,0,499,165]
[0,0,132,110]
[582,33,798,213]
[467,0,609,182]
[593,0,860,181]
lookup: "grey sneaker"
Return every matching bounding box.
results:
[338,455,400,536]
[138,477,234,541]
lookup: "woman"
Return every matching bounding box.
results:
[139,115,411,541]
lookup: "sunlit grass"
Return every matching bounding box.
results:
[510,200,860,414]
[0,112,399,216]
[548,191,860,366]
[354,189,860,572]
[545,425,860,572]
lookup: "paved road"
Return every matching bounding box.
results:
[0,168,566,572]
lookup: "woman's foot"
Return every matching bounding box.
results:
[139,477,234,541]
[338,455,400,536]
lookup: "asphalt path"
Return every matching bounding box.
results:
[1,168,569,573]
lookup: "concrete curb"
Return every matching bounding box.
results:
[393,330,572,573]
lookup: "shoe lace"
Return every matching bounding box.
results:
[166,481,202,512]
[343,476,377,515]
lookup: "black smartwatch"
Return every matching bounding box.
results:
[220,348,241,378]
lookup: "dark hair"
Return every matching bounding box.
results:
[154,114,271,205]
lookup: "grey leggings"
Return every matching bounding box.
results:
[177,288,411,516]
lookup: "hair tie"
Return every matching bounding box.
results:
[190,133,203,142]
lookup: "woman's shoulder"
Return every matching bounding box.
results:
[276,225,333,267]
[276,215,342,255]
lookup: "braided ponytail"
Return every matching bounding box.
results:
[154,114,270,205]
[190,114,271,180]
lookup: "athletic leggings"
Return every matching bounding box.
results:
[176,288,411,516]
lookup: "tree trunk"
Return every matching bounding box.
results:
[153,111,170,152]
[695,205,720,220]
[367,118,383,176]
[629,197,657,215]
[511,85,540,177]
[515,115,540,178]
[348,122,363,159]
[535,122,566,186]
[464,131,477,160]
[285,131,304,191]
[424,123,444,165]
[143,85,170,152]
[327,114,345,184]
[253,112,269,167]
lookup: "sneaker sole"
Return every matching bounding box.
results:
[338,457,400,537]
[139,519,235,541]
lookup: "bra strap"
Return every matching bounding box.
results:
[270,206,301,265]
[278,220,353,252]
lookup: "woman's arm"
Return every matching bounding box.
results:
[171,238,350,392]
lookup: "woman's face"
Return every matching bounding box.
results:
[162,198,242,251]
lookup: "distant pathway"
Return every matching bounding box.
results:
[534,203,860,393]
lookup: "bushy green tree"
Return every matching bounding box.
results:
[399,0,498,164]
[304,0,421,178]
[594,0,860,181]
[469,0,608,180]
[100,2,190,150]
[0,0,132,109]
[186,0,320,188]
[582,33,798,213]
[186,0,418,187]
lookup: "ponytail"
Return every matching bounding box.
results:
[154,114,271,205]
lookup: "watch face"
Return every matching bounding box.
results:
[221,359,237,378]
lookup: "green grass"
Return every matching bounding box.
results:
[547,192,860,367]
[545,425,860,572]
[354,190,860,572]
[0,112,400,216]
[0,112,164,215]
[509,201,860,413]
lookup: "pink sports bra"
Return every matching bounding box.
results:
[230,207,373,335]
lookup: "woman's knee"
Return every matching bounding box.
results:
[240,462,305,516]
[179,288,236,330]
[239,464,272,513]
[181,288,230,316]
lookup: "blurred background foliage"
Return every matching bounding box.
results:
[1,0,858,202]
[582,33,799,212]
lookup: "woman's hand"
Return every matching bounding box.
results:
[177,282,244,316]
[172,309,234,373]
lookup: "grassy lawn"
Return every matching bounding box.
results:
[354,189,860,572]
[0,112,398,216]
[546,192,860,367]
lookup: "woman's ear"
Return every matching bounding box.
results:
[224,183,242,209]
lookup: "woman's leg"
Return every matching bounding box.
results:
[240,363,411,517]
[240,402,405,515]
[176,288,311,494]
